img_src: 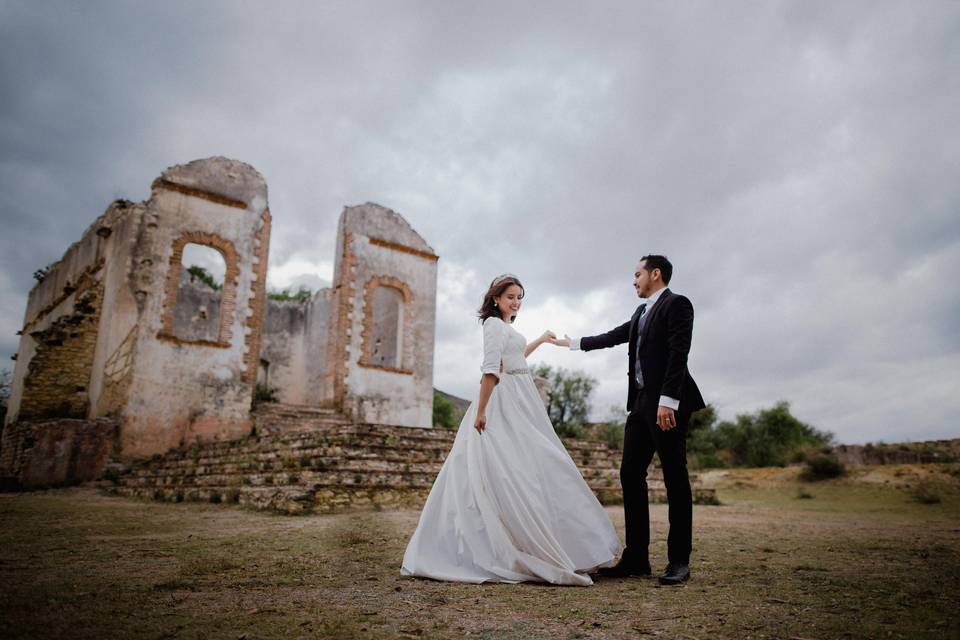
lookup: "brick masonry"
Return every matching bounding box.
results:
[0,418,117,490]
[158,230,240,347]
[358,275,414,374]
[17,282,104,421]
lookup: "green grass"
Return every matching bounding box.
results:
[0,463,958,639]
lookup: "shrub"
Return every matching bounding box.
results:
[267,286,313,303]
[688,402,833,469]
[912,482,942,504]
[186,265,221,290]
[599,421,625,450]
[800,455,846,481]
[432,392,460,429]
[253,383,277,404]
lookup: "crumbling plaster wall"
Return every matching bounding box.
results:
[259,290,331,405]
[324,204,437,428]
[5,201,132,425]
[260,299,308,403]
[117,158,271,458]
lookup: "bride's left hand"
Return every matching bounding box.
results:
[540,330,557,344]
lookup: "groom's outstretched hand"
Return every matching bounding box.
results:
[551,334,571,347]
[657,406,677,431]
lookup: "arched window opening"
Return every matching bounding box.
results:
[368,285,403,369]
[173,243,225,342]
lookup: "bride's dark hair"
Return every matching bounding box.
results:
[477,274,524,324]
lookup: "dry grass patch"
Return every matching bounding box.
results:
[0,463,958,639]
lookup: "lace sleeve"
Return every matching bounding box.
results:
[480,317,505,379]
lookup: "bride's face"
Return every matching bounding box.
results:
[494,284,523,321]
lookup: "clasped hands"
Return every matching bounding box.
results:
[540,329,678,431]
[540,330,570,348]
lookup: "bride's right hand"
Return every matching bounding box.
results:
[474,413,487,434]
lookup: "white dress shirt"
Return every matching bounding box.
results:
[569,286,680,410]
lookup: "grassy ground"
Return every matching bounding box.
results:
[1,463,958,640]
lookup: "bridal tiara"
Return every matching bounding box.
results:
[492,273,519,286]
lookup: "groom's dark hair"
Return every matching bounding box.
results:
[639,254,673,284]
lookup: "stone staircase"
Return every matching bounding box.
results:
[109,402,716,514]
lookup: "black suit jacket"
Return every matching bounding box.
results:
[581,289,705,415]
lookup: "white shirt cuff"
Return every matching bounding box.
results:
[659,395,680,410]
[569,337,581,351]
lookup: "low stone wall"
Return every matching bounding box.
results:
[107,403,716,514]
[0,418,117,490]
[829,439,960,466]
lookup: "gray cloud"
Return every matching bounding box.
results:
[2,1,958,443]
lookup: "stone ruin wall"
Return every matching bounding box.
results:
[258,291,331,406]
[257,203,437,429]
[323,204,438,428]
[3,158,272,483]
[124,171,271,458]
[1,157,439,489]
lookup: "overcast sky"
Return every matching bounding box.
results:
[1,1,957,444]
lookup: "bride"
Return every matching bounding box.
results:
[401,274,620,585]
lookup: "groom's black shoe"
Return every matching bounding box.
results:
[596,558,652,578]
[658,562,690,585]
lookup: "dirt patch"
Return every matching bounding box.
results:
[0,465,958,639]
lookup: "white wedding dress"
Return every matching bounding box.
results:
[401,317,620,586]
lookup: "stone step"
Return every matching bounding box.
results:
[253,402,342,416]
[112,415,711,516]
[109,482,717,516]
[124,457,630,484]
[133,447,619,476]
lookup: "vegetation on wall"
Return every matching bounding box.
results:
[185,265,221,291]
[267,286,313,303]
[0,368,11,426]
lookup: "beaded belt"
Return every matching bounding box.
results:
[504,368,530,375]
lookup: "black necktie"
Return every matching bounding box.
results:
[635,305,648,388]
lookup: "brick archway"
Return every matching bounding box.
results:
[158,232,240,347]
[358,275,414,374]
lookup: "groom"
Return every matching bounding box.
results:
[558,255,705,585]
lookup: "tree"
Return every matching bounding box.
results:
[688,401,832,469]
[532,364,597,438]
[433,392,459,430]
[0,368,11,426]
[686,404,731,468]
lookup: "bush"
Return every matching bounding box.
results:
[186,265,221,290]
[0,368,11,425]
[688,402,833,469]
[433,392,460,429]
[912,482,942,504]
[253,383,277,404]
[599,421,625,450]
[555,421,586,439]
[800,455,846,481]
[267,286,313,303]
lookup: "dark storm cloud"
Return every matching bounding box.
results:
[1,1,957,443]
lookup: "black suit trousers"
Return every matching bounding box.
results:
[620,390,693,565]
